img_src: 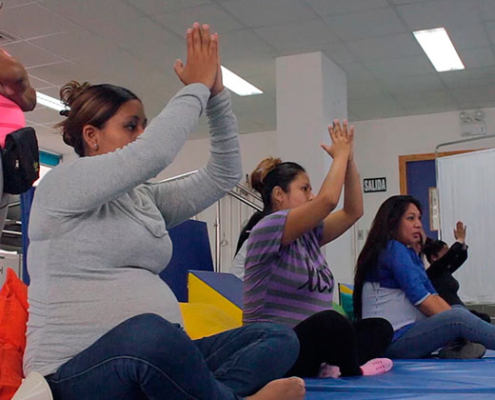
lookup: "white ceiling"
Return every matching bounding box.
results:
[3,0,495,157]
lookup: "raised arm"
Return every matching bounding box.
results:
[419,224,465,315]
[0,49,36,111]
[146,87,242,229]
[37,23,219,215]
[449,221,468,273]
[427,222,468,277]
[319,139,363,246]
[281,120,352,246]
[144,27,241,228]
[282,120,352,246]
[448,242,468,273]
[427,242,466,278]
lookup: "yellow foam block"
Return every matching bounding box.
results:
[339,283,354,295]
[188,273,242,324]
[179,302,241,339]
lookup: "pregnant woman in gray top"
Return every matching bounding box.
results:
[24,23,304,400]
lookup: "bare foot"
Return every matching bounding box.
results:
[247,377,305,400]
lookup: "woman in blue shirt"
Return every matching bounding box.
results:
[354,195,495,358]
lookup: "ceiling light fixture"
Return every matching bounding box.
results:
[36,91,68,112]
[221,66,262,96]
[413,27,464,72]
[36,66,262,112]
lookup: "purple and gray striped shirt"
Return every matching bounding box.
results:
[243,209,334,327]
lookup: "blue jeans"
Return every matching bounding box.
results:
[46,314,299,400]
[385,306,495,358]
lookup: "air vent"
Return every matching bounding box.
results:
[0,29,16,45]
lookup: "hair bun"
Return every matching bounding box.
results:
[250,157,282,194]
[59,80,91,108]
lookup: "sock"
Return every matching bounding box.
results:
[360,358,393,376]
[318,363,341,379]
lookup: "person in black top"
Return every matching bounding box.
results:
[423,222,491,324]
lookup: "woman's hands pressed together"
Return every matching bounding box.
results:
[174,23,221,93]
[321,119,354,161]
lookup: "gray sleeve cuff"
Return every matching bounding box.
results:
[172,83,211,117]
[206,88,231,116]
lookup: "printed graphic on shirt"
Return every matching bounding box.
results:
[244,210,334,327]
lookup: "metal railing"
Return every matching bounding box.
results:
[158,172,262,272]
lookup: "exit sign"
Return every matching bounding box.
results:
[363,177,387,193]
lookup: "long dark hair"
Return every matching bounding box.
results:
[353,195,422,319]
[235,211,264,255]
[235,158,306,254]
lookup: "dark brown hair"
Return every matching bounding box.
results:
[251,157,306,214]
[353,195,422,319]
[423,238,448,263]
[56,81,140,157]
[235,157,306,253]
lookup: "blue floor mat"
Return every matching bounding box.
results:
[305,351,495,399]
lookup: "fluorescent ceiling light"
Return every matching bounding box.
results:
[221,66,262,96]
[36,91,68,112]
[33,164,52,187]
[36,67,262,110]
[413,27,464,72]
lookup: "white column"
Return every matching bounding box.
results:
[276,52,356,290]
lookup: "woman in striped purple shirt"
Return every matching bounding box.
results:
[242,120,393,378]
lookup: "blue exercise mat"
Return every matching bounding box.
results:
[305,351,495,399]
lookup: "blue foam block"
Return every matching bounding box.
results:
[159,220,213,302]
[189,270,243,308]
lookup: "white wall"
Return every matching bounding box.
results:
[354,107,495,251]
[155,129,277,182]
[152,129,277,273]
[52,106,495,286]
[56,128,277,179]
[276,52,354,289]
[147,106,495,286]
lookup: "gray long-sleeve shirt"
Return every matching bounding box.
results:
[24,84,242,376]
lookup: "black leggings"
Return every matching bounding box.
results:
[287,310,393,377]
